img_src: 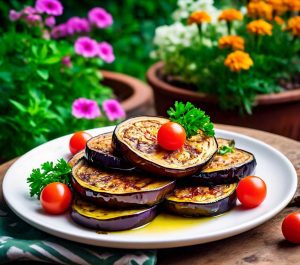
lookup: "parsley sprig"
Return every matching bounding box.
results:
[167,101,215,138]
[218,140,235,155]
[27,159,71,198]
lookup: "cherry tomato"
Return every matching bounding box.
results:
[282,212,300,244]
[157,122,186,151]
[236,176,267,208]
[40,182,72,215]
[69,131,91,155]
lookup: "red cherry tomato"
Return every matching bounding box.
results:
[157,122,186,151]
[282,212,300,244]
[40,182,72,215]
[69,131,91,155]
[236,176,267,208]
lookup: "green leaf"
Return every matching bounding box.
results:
[41,56,61,65]
[9,99,27,113]
[167,101,215,138]
[218,140,235,155]
[36,69,49,80]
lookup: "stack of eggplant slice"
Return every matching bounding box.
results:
[69,116,257,231]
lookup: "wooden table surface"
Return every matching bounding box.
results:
[1,124,300,265]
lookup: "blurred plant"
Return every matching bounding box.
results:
[152,0,300,113]
[0,0,125,161]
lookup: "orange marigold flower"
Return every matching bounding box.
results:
[247,1,273,20]
[218,36,245,51]
[224,51,254,72]
[188,11,211,25]
[274,16,284,24]
[284,0,300,12]
[267,0,288,15]
[218,9,243,22]
[287,16,300,36]
[247,19,273,35]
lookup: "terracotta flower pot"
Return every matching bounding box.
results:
[147,62,300,141]
[102,70,154,117]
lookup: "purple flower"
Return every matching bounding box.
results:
[66,17,90,35]
[102,99,125,121]
[88,7,113,28]
[9,10,21,21]
[51,23,67,38]
[72,98,101,119]
[35,0,63,16]
[45,16,56,27]
[25,14,42,26]
[98,42,115,63]
[22,6,37,15]
[74,37,98,58]
[61,56,72,67]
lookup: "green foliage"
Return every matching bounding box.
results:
[27,159,71,198]
[168,101,215,138]
[0,22,114,161]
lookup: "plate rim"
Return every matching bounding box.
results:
[3,127,298,249]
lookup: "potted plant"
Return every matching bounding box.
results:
[147,0,300,140]
[0,0,152,161]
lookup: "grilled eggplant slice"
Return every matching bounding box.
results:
[190,138,257,185]
[164,183,237,217]
[72,158,176,208]
[68,150,85,168]
[85,133,135,170]
[71,198,157,231]
[112,116,218,178]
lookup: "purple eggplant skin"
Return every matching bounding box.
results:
[189,155,257,186]
[71,202,158,231]
[85,133,135,171]
[71,173,176,209]
[164,191,237,217]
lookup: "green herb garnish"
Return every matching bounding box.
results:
[27,158,71,198]
[167,101,215,138]
[218,140,235,155]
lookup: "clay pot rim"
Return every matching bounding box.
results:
[102,70,153,112]
[146,61,300,106]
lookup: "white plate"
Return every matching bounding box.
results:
[3,127,297,249]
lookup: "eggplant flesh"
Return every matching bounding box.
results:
[164,183,237,217]
[112,116,218,178]
[72,158,176,208]
[190,138,257,185]
[68,150,85,168]
[71,198,157,231]
[85,133,135,171]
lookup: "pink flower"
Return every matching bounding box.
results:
[25,14,42,26]
[98,42,115,63]
[61,56,72,67]
[102,99,125,121]
[74,37,98,58]
[22,6,37,15]
[45,16,56,27]
[88,7,113,28]
[51,23,67,38]
[66,17,90,35]
[35,0,63,16]
[72,98,101,119]
[9,10,21,21]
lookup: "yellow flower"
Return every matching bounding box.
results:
[224,51,254,72]
[247,19,273,35]
[218,36,245,51]
[218,9,243,22]
[247,1,273,20]
[274,16,284,25]
[284,0,300,12]
[188,11,211,25]
[287,16,300,36]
